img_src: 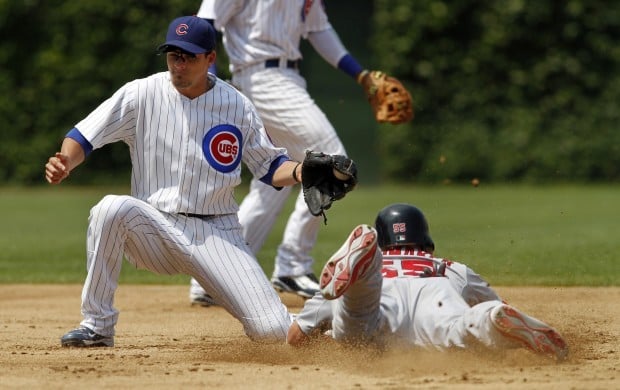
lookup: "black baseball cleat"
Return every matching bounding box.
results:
[190,292,218,307]
[60,327,114,347]
[271,273,320,299]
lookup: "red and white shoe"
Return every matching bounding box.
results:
[320,224,378,300]
[491,304,569,361]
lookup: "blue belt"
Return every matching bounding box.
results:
[265,59,300,69]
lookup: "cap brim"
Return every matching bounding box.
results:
[157,41,208,55]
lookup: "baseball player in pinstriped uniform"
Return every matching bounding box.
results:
[190,0,377,304]
[44,16,347,347]
[287,204,569,361]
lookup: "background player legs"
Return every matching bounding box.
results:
[190,68,348,303]
[273,189,322,278]
[237,69,347,291]
[239,179,292,255]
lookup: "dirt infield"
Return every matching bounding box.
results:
[1,285,618,389]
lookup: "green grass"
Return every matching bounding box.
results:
[0,184,618,286]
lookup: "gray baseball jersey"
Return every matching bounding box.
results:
[73,72,293,341]
[296,248,506,349]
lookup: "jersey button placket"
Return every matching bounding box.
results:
[177,99,192,211]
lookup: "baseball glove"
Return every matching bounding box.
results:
[358,70,414,124]
[301,151,358,224]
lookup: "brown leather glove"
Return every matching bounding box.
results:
[358,70,414,124]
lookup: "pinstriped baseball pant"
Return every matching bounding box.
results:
[78,195,292,341]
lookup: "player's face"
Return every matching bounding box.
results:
[166,50,215,98]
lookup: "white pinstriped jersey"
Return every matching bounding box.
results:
[74,72,287,215]
[198,0,331,72]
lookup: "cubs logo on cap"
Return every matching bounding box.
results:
[176,23,189,36]
[157,16,216,54]
[203,125,243,173]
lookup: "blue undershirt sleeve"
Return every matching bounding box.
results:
[337,54,364,80]
[259,155,291,189]
[65,127,93,157]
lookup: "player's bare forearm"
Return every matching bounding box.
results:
[45,138,85,185]
[271,160,301,187]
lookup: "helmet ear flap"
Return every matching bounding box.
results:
[424,240,435,253]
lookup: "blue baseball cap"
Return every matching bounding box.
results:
[157,16,215,54]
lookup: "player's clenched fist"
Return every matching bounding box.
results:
[45,138,85,185]
[45,152,70,184]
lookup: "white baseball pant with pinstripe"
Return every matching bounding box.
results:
[80,195,292,341]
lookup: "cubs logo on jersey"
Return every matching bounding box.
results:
[202,124,242,173]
